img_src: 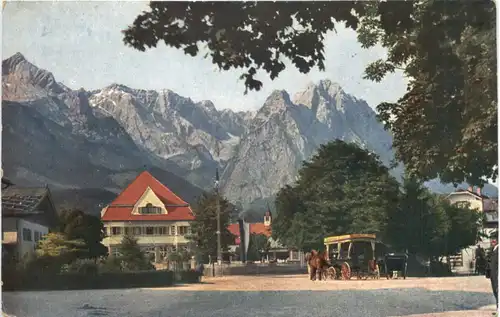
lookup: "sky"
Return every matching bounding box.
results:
[2,1,408,112]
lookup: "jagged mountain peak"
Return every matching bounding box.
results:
[293,80,365,119]
[266,89,291,103]
[103,83,135,93]
[199,100,217,113]
[297,79,344,98]
[7,54,491,212]
[2,53,66,98]
[259,90,293,113]
[317,79,343,95]
[3,52,28,67]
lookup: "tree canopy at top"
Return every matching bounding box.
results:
[123,1,497,187]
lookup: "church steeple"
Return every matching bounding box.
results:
[264,204,272,227]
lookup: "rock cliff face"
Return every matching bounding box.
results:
[2,53,205,214]
[221,81,396,206]
[2,53,496,214]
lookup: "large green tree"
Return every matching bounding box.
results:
[272,140,400,251]
[58,209,108,259]
[188,191,235,262]
[123,1,497,186]
[246,233,271,261]
[386,177,449,256]
[114,234,155,272]
[386,176,482,261]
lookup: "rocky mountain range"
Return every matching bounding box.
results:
[2,53,497,216]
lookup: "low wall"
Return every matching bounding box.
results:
[203,263,307,277]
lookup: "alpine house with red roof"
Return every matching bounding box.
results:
[101,171,195,261]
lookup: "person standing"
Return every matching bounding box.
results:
[476,245,486,275]
[488,239,498,310]
[195,262,205,282]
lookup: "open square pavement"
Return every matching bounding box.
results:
[3,274,497,317]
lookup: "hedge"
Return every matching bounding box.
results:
[3,270,175,291]
[177,270,202,283]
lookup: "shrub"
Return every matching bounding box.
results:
[178,270,202,283]
[98,255,123,273]
[64,259,99,275]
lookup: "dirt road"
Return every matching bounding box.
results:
[159,274,493,293]
[4,275,496,317]
[149,274,497,317]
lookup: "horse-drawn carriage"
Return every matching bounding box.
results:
[321,234,388,280]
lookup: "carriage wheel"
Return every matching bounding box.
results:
[327,266,336,280]
[341,262,351,280]
[321,269,328,281]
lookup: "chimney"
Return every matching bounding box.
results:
[477,187,482,196]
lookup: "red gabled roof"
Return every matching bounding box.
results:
[250,223,272,237]
[227,223,240,237]
[227,222,272,245]
[101,171,195,221]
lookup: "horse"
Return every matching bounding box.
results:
[306,250,329,281]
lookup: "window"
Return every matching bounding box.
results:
[145,227,154,235]
[456,201,470,209]
[450,252,463,268]
[155,227,168,235]
[124,227,132,236]
[171,226,176,236]
[178,226,189,235]
[111,227,122,236]
[34,231,42,243]
[22,228,32,241]
[133,227,142,235]
[139,203,163,214]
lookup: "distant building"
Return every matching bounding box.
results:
[227,210,302,262]
[1,186,58,261]
[101,171,195,262]
[446,186,498,273]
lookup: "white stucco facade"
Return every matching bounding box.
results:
[2,217,49,260]
[446,189,497,273]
